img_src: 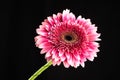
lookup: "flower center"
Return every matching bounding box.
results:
[65,35,73,41]
[61,32,78,43]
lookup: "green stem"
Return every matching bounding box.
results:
[29,60,52,80]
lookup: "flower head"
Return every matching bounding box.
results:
[35,9,101,68]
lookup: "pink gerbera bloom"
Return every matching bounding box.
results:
[35,9,101,68]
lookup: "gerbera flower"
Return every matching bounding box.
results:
[35,9,101,68]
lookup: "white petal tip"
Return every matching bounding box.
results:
[81,62,85,68]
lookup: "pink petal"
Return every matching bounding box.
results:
[40,48,49,54]
[80,54,87,62]
[56,60,61,66]
[42,21,51,31]
[73,58,80,68]
[62,9,75,22]
[60,54,66,61]
[38,42,52,48]
[58,50,64,57]
[80,61,85,68]
[83,52,89,56]
[56,13,62,22]
[67,57,74,67]
[73,52,80,60]
[74,62,80,68]
[63,60,70,68]
[52,59,57,66]
[36,28,48,36]
[88,33,101,41]
[35,36,49,46]
[47,17,55,25]
[65,52,71,59]
[51,48,57,55]
[46,56,52,62]
[87,55,94,61]
[62,9,70,21]
[76,17,86,25]
[52,59,61,66]
[51,49,60,61]
[54,56,59,62]
[53,14,59,24]
[34,36,40,42]
[93,53,97,57]
[45,50,52,58]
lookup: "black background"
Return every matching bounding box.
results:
[1,0,119,80]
